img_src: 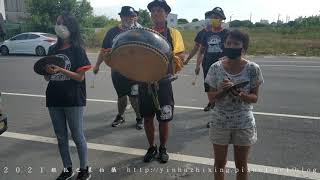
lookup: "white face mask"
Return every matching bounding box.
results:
[55,25,70,40]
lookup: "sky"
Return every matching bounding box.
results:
[88,0,320,23]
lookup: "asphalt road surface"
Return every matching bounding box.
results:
[0,54,319,180]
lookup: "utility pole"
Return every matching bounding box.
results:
[250,12,252,22]
[277,14,281,25]
[229,14,234,23]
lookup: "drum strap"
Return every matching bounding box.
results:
[147,83,161,111]
[164,27,174,75]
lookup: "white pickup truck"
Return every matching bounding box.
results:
[0,92,8,135]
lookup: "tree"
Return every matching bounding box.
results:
[254,22,269,27]
[229,20,253,27]
[26,0,93,32]
[91,16,109,28]
[178,18,189,24]
[137,9,152,28]
[74,0,93,26]
[192,18,199,22]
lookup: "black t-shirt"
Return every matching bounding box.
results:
[46,46,91,107]
[201,29,228,68]
[102,26,125,76]
[101,26,123,49]
[194,28,207,46]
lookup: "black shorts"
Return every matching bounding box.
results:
[139,82,174,122]
[111,71,138,98]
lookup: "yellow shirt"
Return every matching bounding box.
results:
[170,28,185,54]
[169,28,185,73]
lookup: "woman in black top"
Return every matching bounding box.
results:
[45,12,91,180]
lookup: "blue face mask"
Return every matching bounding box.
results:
[224,48,242,59]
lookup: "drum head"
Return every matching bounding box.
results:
[34,56,65,75]
[109,43,168,82]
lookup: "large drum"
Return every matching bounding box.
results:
[107,27,172,82]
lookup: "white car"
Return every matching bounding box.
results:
[0,32,57,56]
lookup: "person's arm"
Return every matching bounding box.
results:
[97,47,112,65]
[46,65,86,82]
[208,78,234,101]
[176,52,185,62]
[237,86,260,103]
[237,63,264,103]
[184,44,199,65]
[93,29,113,74]
[195,50,203,75]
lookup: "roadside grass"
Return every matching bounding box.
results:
[85,26,320,57]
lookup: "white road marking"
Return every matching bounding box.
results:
[1,131,319,179]
[260,65,320,68]
[2,92,320,120]
[183,63,320,69]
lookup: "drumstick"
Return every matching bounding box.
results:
[90,73,95,88]
[192,74,198,86]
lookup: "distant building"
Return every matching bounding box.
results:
[167,13,177,27]
[3,0,28,22]
[177,20,229,30]
[260,19,269,24]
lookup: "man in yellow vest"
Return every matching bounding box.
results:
[140,0,185,163]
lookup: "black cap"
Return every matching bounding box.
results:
[211,7,226,20]
[205,11,213,19]
[118,6,138,16]
[147,0,171,13]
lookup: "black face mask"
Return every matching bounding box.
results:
[224,48,242,59]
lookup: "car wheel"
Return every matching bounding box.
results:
[35,46,46,56]
[0,46,9,56]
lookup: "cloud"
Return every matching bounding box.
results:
[90,0,176,9]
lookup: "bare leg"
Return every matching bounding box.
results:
[144,115,155,147]
[213,144,228,180]
[118,96,128,116]
[159,121,169,147]
[234,145,250,180]
[129,96,141,119]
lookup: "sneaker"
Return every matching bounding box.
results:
[76,167,91,180]
[136,118,144,130]
[111,115,125,127]
[143,145,158,162]
[203,102,215,112]
[56,167,74,180]
[159,146,169,163]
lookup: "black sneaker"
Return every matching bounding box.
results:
[144,145,157,162]
[203,102,215,112]
[111,115,125,127]
[159,146,169,163]
[56,167,74,180]
[76,167,91,180]
[136,118,144,130]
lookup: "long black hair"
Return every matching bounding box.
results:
[53,11,83,52]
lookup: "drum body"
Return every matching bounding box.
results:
[109,27,172,82]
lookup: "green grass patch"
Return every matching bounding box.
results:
[85,26,320,56]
